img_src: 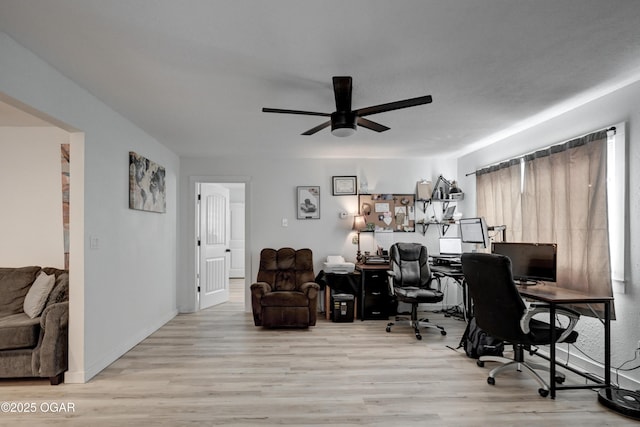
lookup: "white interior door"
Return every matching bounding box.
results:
[229,202,245,278]
[199,184,230,309]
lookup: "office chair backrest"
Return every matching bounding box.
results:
[390,242,431,288]
[461,252,527,342]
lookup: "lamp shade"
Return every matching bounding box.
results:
[352,214,366,231]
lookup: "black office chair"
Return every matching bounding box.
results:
[386,243,446,340]
[461,252,579,397]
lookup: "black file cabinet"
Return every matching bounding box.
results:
[358,264,392,320]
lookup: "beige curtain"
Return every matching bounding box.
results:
[476,130,612,317]
[522,132,611,316]
[476,159,522,243]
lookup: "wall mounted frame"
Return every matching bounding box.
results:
[297,186,320,219]
[332,176,357,196]
[129,151,166,213]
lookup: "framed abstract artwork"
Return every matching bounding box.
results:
[129,151,166,213]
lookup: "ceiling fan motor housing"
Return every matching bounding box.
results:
[331,111,356,137]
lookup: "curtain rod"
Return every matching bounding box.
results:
[465,126,616,177]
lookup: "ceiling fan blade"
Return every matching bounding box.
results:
[262,107,330,117]
[354,95,433,117]
[301,121,331,135]
[357,117,390,133]
[333,76,352,112]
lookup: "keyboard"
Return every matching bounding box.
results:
[431,255,461,266]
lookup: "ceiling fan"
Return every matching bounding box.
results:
[262,76,432,137]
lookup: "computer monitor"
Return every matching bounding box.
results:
[459,217,489,248]
[491,242,557,284]
[439,237,462,256]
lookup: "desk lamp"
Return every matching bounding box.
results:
[352,214,366,263]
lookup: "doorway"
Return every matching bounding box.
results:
[195,181,246,310]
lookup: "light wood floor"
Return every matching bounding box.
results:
[0,280,634,426]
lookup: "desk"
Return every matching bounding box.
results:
[517,284,614,399]
[430,263,469,319]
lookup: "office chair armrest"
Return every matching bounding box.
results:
[387,271,396,295]
[520,303,580,343]
[430,275,442,291]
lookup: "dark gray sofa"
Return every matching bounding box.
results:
[0,266,69,385]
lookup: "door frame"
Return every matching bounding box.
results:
[188,176,252,313]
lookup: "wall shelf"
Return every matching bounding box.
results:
[417,196,463,214]
[417,176,463,236]
[416,220,455,236]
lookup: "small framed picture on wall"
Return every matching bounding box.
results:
[297,186,320,219]
[332,176,357,196]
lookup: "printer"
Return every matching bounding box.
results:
[323,255,355,274]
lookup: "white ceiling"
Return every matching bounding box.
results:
[1,1,640,159]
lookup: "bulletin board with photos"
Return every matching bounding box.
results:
[358,194,416,232]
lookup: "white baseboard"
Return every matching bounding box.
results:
[64,309,178,384]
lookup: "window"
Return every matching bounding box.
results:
[607,124,626,290]
[476,127,621,315]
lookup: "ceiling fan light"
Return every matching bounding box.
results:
[331,125,356,137]
[331,111,357,137]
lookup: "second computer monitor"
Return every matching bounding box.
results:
[459,217,490,248]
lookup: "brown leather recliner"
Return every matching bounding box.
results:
[250,248,320,328]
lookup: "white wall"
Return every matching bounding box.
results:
[0,127,68,268]
[0,32,179,382]
[178,156,462,313]
[458,79,640,389]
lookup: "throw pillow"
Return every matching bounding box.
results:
[23,271,56,318]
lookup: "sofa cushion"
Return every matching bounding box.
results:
[23,272,56,319]
[261,291,309,307]
[0,266,41,316]
[0,313,40,350]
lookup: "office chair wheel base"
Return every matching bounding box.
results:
[440,330,447,336]
[487,377,495,385]
[477,360,485,368]
[555,376,565,384]
[415,333,422,340]
[538,388,549,397]
[386,326,392,333]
